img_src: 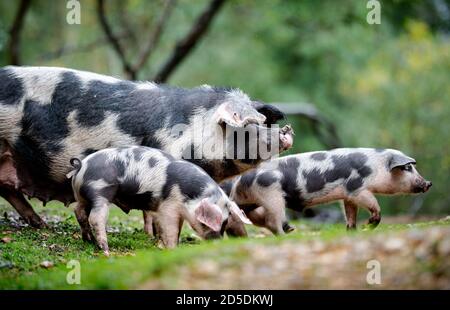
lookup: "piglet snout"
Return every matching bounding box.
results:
[204,231,221,240]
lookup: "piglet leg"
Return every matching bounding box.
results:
[88,201,110,256]
[258,192,287,235]
[143,211,154,237]
[0,187,46,228]
[245,206,267,227]
[343,199,358,230]
[153,202,182,249]
[74,202,95,243]
[237,206,294,234]
[348,190,381,229]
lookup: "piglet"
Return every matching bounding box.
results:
[67,146,251,255]
[222,148,432,235]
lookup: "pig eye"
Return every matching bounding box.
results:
[402,164,412,172]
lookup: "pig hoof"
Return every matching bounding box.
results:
[82,234,95,243]
[29,217,47,229]
[144,228,155,238]
[144,230,154,238]
[283,223,296,233]
[366,216,381,229]
[346,224,357,231]
[286,226,296,233]
[156,240,165,249]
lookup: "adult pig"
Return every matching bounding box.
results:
[0,66,291,227]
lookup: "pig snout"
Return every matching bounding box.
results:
[203,231,222,240]
[279,125,294,151]
[423,180,432,192]
[413,179,432,193]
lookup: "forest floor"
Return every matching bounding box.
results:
[0,200,449,289]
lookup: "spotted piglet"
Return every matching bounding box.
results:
[222,148,432,235]
[67,146,251,255]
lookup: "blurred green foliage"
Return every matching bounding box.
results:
[0,0,448,214]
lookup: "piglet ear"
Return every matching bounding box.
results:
[388,153,416,170]
[229,203,252,225]
[195,199,223,232]
[214,102,266,127]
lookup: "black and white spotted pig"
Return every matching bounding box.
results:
[0,66,291,228]
[68,146,251,255]
[222,148,432,235]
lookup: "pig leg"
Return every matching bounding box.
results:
[143,211,154,237]
[0,145,46,228]
[256,192,287,235]
[154,203,182,249]
[88,200,110,256]
[343,199,358,230]
[74,202,95,243]
[177,217,184,240]
[245,206,268,227]
[152,215,164,247]
[348,190,381,229]
[0,187,46,228]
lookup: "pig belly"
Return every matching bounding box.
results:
[306,186,346,207]
[114,192,158,213]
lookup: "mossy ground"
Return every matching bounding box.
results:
[0,199,449,289]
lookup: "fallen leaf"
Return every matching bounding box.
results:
[72,232,81,239]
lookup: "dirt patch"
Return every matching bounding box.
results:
[140,226,450,289]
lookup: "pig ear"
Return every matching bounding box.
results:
[194,199,223,232]
[229,203,252,225]
[388,153,416,170]
[214,102,246,127]
[214,102,266,127]
[219,180,234,197]
[252,101,285,124]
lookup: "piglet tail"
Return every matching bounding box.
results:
[67,158,82,179]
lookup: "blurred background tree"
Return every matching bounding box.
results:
[0,0,448,215]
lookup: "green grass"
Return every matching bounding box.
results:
[1,199,449,289]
